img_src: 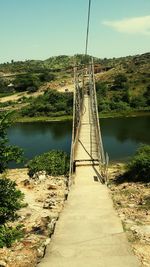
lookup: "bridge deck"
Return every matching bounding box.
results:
[39,166,140,267]
[75,94,99,166]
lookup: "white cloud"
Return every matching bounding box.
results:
[102,15,150,35]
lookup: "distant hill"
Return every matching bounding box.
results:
[0,52,149,118]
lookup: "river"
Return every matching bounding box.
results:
[8,116,150,167]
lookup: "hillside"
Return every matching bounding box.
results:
[0,53,150,119]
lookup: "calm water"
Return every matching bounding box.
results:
[8,116,150,167]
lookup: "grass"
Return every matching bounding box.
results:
[16,115,73,123]
[0,92,14,98]
[15,109,150,123]
[99,109,150,119]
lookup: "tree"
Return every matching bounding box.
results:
[0,112,23,173]
[112,73,128,90]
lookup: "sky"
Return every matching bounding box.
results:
[0,0,150,63]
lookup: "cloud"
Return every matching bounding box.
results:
[102,15,150,35]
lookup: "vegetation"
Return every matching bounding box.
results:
[115,145,150,184]
[0,113,25,248]
[96,70,149,113]
[0,52,150,118]
[0,178,24,225]
[0,113,23,173]
[20,90,73,118]
[127,145,150,182]
[27,150,69,177]
[0,224,24,248]
[0,177,24,248]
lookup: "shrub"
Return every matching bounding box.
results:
[27,150,69,177]
[127,145,150,182]
[112,73,128,90]
[0,177,24,248]
[0,225,24,248]
[0,178,24,224]
[0,113,24,173]
[20,90,73,117]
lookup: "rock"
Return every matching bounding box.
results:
[48,218,57,235]
[125,219,135,225]
[47,184,57,190]
[22,179,30,186]
[0,261,7,267]
[33,171,47,181]
[140,225,150,235]
[44,238,50,246]
[37,239,50,258]
[128,204,136,208]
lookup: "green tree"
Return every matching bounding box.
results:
[112,73,128,90]
[0,113,23,173]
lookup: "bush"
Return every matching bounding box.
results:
[0,178,24,224]
[14,75,40,92]
[20,90,73,117]
[27,150,69,177]
[0,225,24,248]
[0,113,24,173]
[0,177,24,248]
[112,73,128,90]
[127,145,150,182]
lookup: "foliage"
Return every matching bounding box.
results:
[39,71,55,82]
[27,150,69,177]
[14,75,40,92]
[0,112,24,173]
[111,73,128,90]
[0,177,24,248]
[0,177,24,224]
[127,145,150,182]
[0,79,8,93]
[0,224,24,248]
[20,90,73,117]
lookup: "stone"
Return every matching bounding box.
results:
[22,179,30,186]
[33,171,47,181]
[47,184,57,190]
[0,261,7,267]
[128,204,136,208]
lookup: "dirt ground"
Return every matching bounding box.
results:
[108,163,150,267]
[0,169,69,267]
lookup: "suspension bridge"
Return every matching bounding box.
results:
[38,0,140,265]
[39,61,140,267]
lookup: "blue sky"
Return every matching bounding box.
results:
[0,0,150,63]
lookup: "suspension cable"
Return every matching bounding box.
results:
[85,0,92,55]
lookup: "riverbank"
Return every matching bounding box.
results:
[0,169,69,267]
[0,164,149,266]
[15,110,150,123]
[109,163,150,267]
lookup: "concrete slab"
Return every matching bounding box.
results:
[38,166,140,267]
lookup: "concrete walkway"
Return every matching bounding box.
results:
[75,95,99,165]
[39,166,140,267]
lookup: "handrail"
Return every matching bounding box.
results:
[69,66,84,183]
[91,58,105,164]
